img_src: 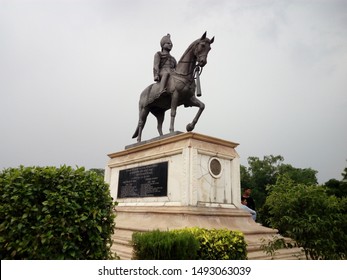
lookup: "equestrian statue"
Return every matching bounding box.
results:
[132,32,214,142]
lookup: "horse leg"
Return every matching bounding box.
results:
[169,91,179,133]
[186,96,205,132]
[137,107,149,142]
[153,110,165,136]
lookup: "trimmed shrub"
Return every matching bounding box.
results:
[132,229,199,260]
[0,166,116,259]
[175,227,247,260]
[132,227,247,260]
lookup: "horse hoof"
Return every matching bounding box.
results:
[186,123,195,132]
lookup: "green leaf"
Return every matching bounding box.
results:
[80,215,88,221]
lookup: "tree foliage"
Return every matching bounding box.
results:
[240,155,318,223]
[342,165,347,182]
[241,155,284,209]
[278,164,318,185]
[0,166,116,259]
[324,161,347,198]
[264,175,347,259]
[324,179,347,197]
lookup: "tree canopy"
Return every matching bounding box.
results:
[324,162,347,197]
[240,155,318,222]
[264,175,347,259]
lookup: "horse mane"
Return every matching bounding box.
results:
[178,38,201,63]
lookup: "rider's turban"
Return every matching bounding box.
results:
[160,34,172,48]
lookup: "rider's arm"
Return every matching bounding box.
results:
[153,52,161,81]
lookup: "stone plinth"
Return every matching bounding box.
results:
[105,132,241,208]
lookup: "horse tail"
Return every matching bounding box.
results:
[132,125,139,139]
[132,101,142,139]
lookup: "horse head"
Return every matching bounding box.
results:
[194,32,214,67]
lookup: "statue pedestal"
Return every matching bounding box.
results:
[105,132,241,208]
[105,132,283,259]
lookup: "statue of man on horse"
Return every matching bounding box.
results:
[153,34,177,95]
[132,32,214,142]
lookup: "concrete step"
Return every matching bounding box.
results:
[113,247,132,260]
[112,229,133,260]
[111,227,306,260]
[111,207,306,260]
[248,247,305,260]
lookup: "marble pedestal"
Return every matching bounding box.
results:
[105,132,241,208]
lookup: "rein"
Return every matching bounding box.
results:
[172,65,203,97]
[175,64,202,78]
[194,66,202,97]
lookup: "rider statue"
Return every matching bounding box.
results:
[153,34,177,94]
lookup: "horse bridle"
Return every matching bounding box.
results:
[176,40,208,78]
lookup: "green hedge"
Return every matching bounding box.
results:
[132,227,247,260]
[0,166,116,259]
[132,229,199,260]
[176,227,247,260]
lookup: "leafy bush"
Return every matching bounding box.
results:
[176,227,247,260]
[132,227,247,260]
[132,229,199,260]
[264,175,347,259]
[0,166,116,259]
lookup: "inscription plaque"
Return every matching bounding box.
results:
[117,162,168,198]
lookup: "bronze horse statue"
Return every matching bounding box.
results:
[132,32,214,142]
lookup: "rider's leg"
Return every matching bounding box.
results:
[159,73,169,93]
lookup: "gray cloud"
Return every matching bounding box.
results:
[1,0,346,183]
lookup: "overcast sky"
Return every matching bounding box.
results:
[1,0,346,184]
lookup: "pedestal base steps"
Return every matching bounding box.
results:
[111,206,305,260]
